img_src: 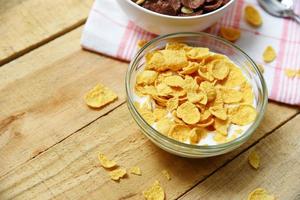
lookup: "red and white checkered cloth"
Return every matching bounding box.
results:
[81,0,300,105]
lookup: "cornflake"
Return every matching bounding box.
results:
[247,188,275,200]
[220,27,241,42]
[143,181,165,200]
[130,166,142,176]
[98,153,117,169]
[244,5,262,27]
[176,101,201,124]
[109,168,127,181]
[84,84,118,108]
[263,46,276,63]
[230,105,257,126]
[134,43,256,145]
[248,151,260,169]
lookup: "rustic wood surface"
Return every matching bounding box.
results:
[0,1,299,200]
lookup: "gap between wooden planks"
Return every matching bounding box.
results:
[179,114,300,200]
[0,0,93,66]
[0,104,298,200]
[0,27,128,177]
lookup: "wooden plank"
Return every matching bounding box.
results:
[0,102,298,200]
[0,27,128,177]
[0,0,93,65]
[179,114,300,200]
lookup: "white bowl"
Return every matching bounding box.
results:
[116,0,236,35]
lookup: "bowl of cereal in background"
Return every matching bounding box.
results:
[125,32,267,158]
[116,0,235,35]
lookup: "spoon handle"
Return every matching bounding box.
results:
[291,11,300,24]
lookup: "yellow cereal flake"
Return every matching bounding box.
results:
[209,106,227,120]
[208,59,230,80]
[248,151,260,169]
[198,65,214,81]
[221,88,243,103]
[146,50,188,71]
[241,82,255,104]
[166,42,189,51]
[200,110,211,122]
[214,118,230,136]
[156,117,174,135]
[168,124,191,142]
[187,91,207,104]
[136,85,157,96]
[162,170,171,180]
[247,188,275,200]
[139,108,156,125]
[214,133,227,144]
[137,40,149,48]
[137,70,158,85]
[153,108,167,121]
[156,83,173,97]
[143,181,165,200]
[186,47,210,60]
[98,153,117,169]
[84,84,118,108]
[200,81,216,102]
[220,27,241,42]
[180,62,200,75]
[176,101,201,124]
[109,168,127,181]
[130,166,142,176]
[284,68,297,78]
[231,105,257,125]
[223,67,246,87]
[189,127,206,144]
[182,76,199,92]
[164,75,184,87]
[166,97,179,111]
[263,46,276,63]
[244,5,262,27]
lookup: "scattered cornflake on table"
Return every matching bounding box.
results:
[162,169,171,181]
[248,151,260,170]
[263,46,276,63]
[130,166,142,176]
[247,188,275,200]
[84,84,118,108]
[219,27,241,42]
[244,5,262,27]
[138,40,149,48]
[143,180,165,200]
[109,168,127,181]
[98,153,117,169]
[284,68,299,78]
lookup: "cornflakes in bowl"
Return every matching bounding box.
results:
[126,32,267,158]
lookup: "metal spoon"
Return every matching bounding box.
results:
[257,0,300,24]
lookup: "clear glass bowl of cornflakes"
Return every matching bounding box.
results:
[125,32,268,158]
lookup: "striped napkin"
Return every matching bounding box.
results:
[81,0,300,105]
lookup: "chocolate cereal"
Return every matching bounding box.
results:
[132,0,230,16]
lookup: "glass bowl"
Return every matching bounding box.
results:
[125,32,268,158]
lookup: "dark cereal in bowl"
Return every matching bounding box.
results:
[132,0,231,16]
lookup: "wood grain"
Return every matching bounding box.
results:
[180,114,300,200]
[0,0,93,65]
[0,102,298,200]
[0,28,128,177]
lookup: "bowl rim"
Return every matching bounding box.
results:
[125,0,236,20]
[125,32,268,152]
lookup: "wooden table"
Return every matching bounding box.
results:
[0,1,299,199]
